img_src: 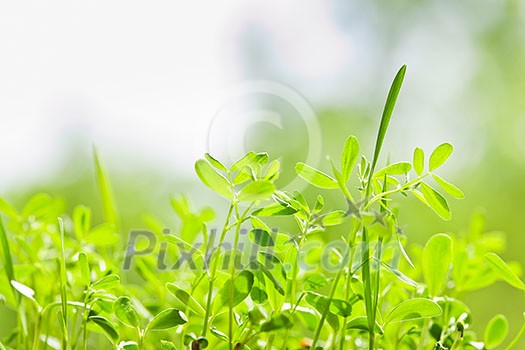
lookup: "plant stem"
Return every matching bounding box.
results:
[504,320,525,350]
[228,203,242,350]
[201,203,235,337]
[311,269,343,349]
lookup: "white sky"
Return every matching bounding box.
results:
[0,1,486,192]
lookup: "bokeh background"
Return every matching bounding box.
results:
[1,0,524,347]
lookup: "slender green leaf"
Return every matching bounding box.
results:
[0,197,18,219]
[78,253,90,286]
[295,163,338,189]
[420,182,451,220]
[413,147,424,176]
[230,152,257,171]
[215,270,254,311]
[251,202,297,216]
[484,314,508,349]
[89,316,119,343]
[166,283,206,316]
[195,159,233,199]
[260,314,293,332]
[205,153,227,171]
[346,317,384,334]
[238,181,275,202]
[114,297,140,328]
[249,229,274,247]
[341,136,360,182]
[422,233,453,296]
[58,218,68,331]
[485,253,525,290]
[432,174,464,199]
[319,210,347,227]
[92,274,120,290]
[370,65,406,173]
[374,162,412,177]
[94,149,119,228]
[0,216,15,295]
[385,298,442,324]
[146,309,187,332]
[429,143,453,171]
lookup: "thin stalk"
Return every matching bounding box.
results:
[201,203,235,337]
[364,174,429,210]
[228,203,242,350]
[371,238,383,332]
[311,269,344,349]
[504,321,525,350]
[361,227,375,350]
[339,244,356,350]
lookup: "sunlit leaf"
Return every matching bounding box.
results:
[420,183,451,220]
[385,298,442,324]
[89,316,119,343]
[166,283,206,316]
[114,297,139,328]
[423,233,453,296]
[195,159,233,199]
[429,143,453,171]
[432,174,464,199]
[413,147,424,176]
[146,308,187,332]
[341,136,360,182]
[296,163,338,189]
[484,314,508,349]
[485,253,525,290]
[238,181,275,202]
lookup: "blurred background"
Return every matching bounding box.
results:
[1,0,524,346]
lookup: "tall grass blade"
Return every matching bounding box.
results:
[93,148,119,229]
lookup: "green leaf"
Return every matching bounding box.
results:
[249,229,274,247]
[346,316,384,334]
[73,205,91,240]
[429,143,453,171]
[94,149,119,229]
[146,308,187,332]
[330,299,352,317]
[370,65,406,173]
[251,202,297,216]
[238,181,275,202]
[78,252,91,286]
[215,270,254,311]
[250,286,268,304]
[260,314,293,332]
[304,292,339,331]
[341,136,360,182]
[195,159,233,199]
[117,341,139,350]
[313,195,324,213]
[484,314,508,349]
[58,218,68,329]
[413,147,424,176]
[166,283,206,316]
[0,216,15,295]
[11,280,36,301]
[210,327,229,342]
[205,153,227,172]
[432,174,464,199]
[380,261,418,288]
[230,152,257,171]
[385,298,442,324]
[92,274,120,290]
[89,316,119,343]
[420,182,451,220]
[422,233,453,296]
[295,163,338,189]
[485,253,525,290]
[114,297,140,328]
[374,162,412,177]
[319,210,347,227]
[0,197,18,219]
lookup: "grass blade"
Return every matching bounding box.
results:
[370,65,407,173]
[93,148,119,229]
[58,218,69,348]
[0,215,15,298]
